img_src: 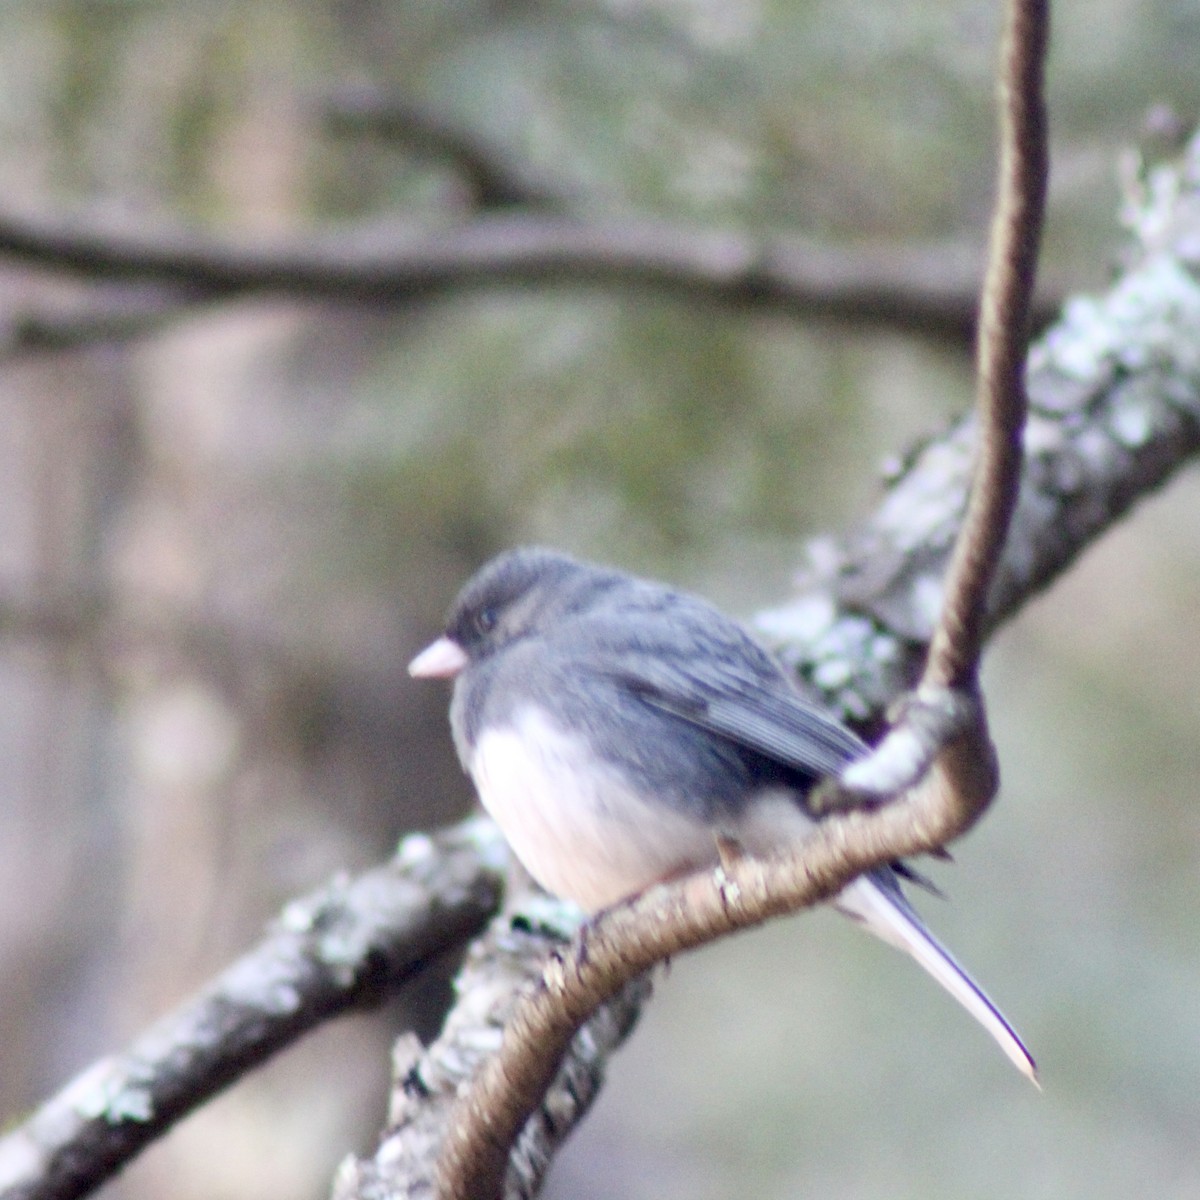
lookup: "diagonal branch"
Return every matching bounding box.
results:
[321,86,575,211]
[0,821,506,1200]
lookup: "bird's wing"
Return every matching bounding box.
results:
[637,680,864,778]
[589,614,867,780]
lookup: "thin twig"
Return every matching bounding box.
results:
[322,85,573,210]
[925,0,1049,688]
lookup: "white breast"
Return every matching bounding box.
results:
[468,708,722,912]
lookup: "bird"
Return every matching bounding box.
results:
[408,546,1037,1082]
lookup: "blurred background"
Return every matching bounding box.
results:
[2,1,1199,1198]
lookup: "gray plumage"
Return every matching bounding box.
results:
[409,546,1037,1082]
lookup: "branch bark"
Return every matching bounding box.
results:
[0,208,1063,346]
[321,86,575,211]
[925,0,1048,690]
[0,821,506,1200]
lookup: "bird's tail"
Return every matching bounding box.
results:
[835,873,1039,1086]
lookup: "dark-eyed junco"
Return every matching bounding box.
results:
[409,546,1036,1082]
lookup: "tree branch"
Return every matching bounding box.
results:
[331,900,651,1200]
[0,820,507,1200]
[925,0,1049,690]
[0,282,194,358]
[0,208,1063,344]
[761,189,1200,728]
[321,86,574,211]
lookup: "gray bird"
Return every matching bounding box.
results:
[409,546,1037,1082]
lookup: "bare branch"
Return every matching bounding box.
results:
[833,0,1052,843]
[332,901,650,1200]
[925,0,1049,689]
[0,820,506,1200]
[322,86,574,211]
[0,208,1063,344]
[760,173,1200,728]
[0,283,197,358]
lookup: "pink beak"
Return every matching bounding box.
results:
[408,636,469,679]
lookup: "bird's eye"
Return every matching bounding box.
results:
[475,607,497,634]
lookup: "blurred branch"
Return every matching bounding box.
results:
[0,820,507,1200]
[762,171,1200,726]
[0,283,198,357]
[322,85,575,210]
[0,207,1065,346]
